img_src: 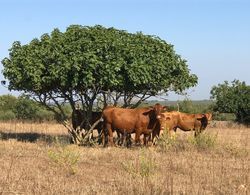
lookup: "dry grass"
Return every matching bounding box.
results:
[0,121,249,194]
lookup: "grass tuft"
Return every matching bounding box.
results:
[47,145,80,175]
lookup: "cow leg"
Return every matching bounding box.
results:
[122,131,127,147]
[106,124,114,146]
[151,130,158,145]
[135,131,141,146]
[143,130,152,146]
[98,129,103,145]
[126,133,132,148]
[116,130,122,146]
[194,128,200,137]
[143,134,149,146]
[102,128,108,147]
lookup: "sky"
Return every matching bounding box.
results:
[0,0,249,100]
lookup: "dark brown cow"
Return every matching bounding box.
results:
[156,111,209,137]
[71,110,103,142]
[102,103,167,146]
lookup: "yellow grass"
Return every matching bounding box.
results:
[0,121,249,194]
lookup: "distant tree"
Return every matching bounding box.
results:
[0,94,17,111]
[210,80,250,124]
[0,94,17,120]
[2,25,197,144]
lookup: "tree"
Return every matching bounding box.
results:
[210,80,250,124]
[0,94,17,120]
[2,25,198,144]
[14,95,38,120]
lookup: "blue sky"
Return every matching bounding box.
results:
[0,0,249,100]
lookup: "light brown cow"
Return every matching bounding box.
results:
[156,111,209,137]
[102,103,167,146]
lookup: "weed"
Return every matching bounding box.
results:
[224,143,249,158]
[188,133,217,150]
[122,149,156,180]
[47,145,80,175]
[155,128,178,152]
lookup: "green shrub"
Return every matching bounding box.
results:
[0,94,17,111]
[0,110,16,120]
[211,80,250,124]
[212,112,236,121]
[34,107,55,122]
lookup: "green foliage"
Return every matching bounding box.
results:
[167,99,213,114]
[0,94,56,121]
[212,112,236,121]
[35,107,55,121]
[2,25,197,109]
[0,110,16,120]
[2,25,197,94]
[0,94,17,111]
[14,95,37,120]
[211,80,250,124]
[47,146,80,175]
[178,99,212,113]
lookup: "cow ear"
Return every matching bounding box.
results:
[143,110,152,115]
[165,116,171,120]
[196,114,206,120]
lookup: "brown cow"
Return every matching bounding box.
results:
[156,111,209,137]
[102,103,167,146]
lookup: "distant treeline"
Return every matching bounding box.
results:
[142,99,236,121]
[0,94,236,122]
[0,94,71,122]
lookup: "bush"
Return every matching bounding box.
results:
[0,94,59,122]
[0,94,17,111]
[211,80,250,124]
[14,95,38,120]
[34,107,55,122]
[168,99,213,114]
[212,112,236,121]
[0,110,16,120]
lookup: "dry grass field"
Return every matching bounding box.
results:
[0,121,249,195]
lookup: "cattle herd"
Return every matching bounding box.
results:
[72,103,212,147]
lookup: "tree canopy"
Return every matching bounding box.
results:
[2,25,198,143]
[210,80,250,124]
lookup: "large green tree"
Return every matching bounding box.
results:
[210,80,250,124]
[2,25,197,143]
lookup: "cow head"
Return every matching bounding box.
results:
[150,103,168,115]
[205,113,212,121]
[156,113,172,132]
[143,103,167,117]
[196,114,208,131]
